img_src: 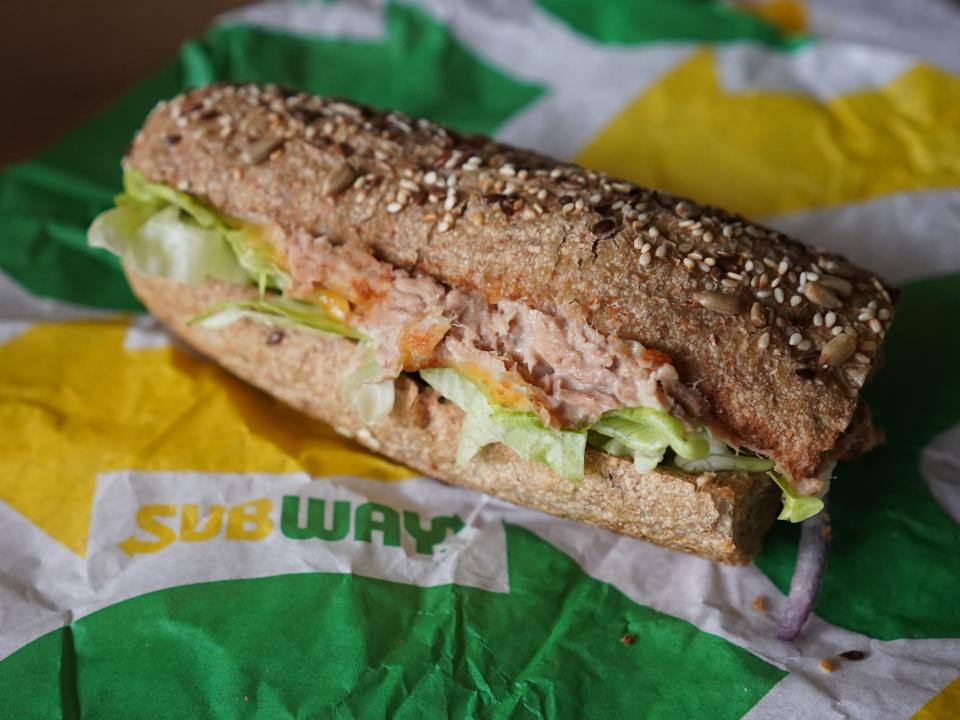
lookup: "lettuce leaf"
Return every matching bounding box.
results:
[589,406,709,471]
[192,298,394,424]
[189,297,365,340]
[672,432,774,473]
[768,472,825,523]
[420,367,587,482]
[89,169,289,290]
[339,340,397,425]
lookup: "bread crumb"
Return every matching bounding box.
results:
[751,595,767,613]
[820,659,835,673]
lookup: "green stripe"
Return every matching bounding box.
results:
[0,3,542,310]
[756,274,960,640]
[0,525,783,719]
[538,0,805,47]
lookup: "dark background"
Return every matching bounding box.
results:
[0,0,247,166]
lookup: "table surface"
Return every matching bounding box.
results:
[0,0,247,167]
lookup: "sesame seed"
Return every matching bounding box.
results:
[807,272,820,282]
[397,189,410,204]
[575,199,585,211]
[688,251,704,261]
[789,333,802,346]
[744,259,754,272]
[721,278,738,288]
[774,288,785,303]
[878,308,891,320]
[648,227,660,238]
[589,193,602,204]
[844,326,858,337]
[775,316,786,328]
[423,171,438,185]
[727,272,743,281]
[825,311,837,328]
[790,294,802,307]
[698,262,710,273]
[722,225,734,238]
[832,326,845,336]
[861,340,878,351]
[854,352,870,364]
[499,164,516,177]
[869,318,883,334]
[778,259,789,275]
[640,242,652,253]
[756,289,771,299]
[444,191,457,211]
[386,202,403,214]
[703,231,714,243]
[678,242,694,253]
[639,252,652,267]
[758,332,770,350]
[858,311,874,322]
[399,179,420,192]
[655,244,668,258]
[704,257,716,266]
[437,221,450,232]
[771,276,782,289]
[612,200,625,210]
[678,219,695,228]
[868,300,878,310]
[562,203,574,214]
[683,258,696,270]
[813,312,824,327]
[798,339,812,351]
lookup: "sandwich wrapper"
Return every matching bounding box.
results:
[1,0,959,716]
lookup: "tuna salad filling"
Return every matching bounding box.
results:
[88,169,826,521]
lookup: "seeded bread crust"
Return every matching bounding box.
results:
[128,270,780,564]
[126,83,895,485]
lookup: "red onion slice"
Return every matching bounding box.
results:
[777,497,832,641]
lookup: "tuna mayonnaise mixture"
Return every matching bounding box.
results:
[287,234,706,429]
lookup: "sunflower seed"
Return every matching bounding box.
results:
[818,256,855,278]
[819,334,857,366]
[803,281,842,309]
[693,291,743,315]
[818,274,853,297]
[322,162,356,197]
[242,136,285,165]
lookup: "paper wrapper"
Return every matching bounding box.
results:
[1,1,959,716]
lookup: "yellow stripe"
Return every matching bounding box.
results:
[576,50,960,218]
[0,319,413,556]
[913,676,960,720]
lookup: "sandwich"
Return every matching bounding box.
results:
[88,83,891,570]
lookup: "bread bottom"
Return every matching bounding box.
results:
[127,270,780,564]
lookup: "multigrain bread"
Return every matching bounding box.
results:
[129,270,781,564]
[127,83,894,490]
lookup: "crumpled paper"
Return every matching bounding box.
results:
[1,1,959,717]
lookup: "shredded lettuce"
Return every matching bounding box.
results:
[420,367,712,483]
[189,297,365,339]
[590,407,709,471]
[768,472,825,523]
[89,169,289,291]
[420,367,587,482]
[673,432,775,473]
[340,341,396,425]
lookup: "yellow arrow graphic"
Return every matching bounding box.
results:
[577,50,960,219]
[0,318,412,556]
